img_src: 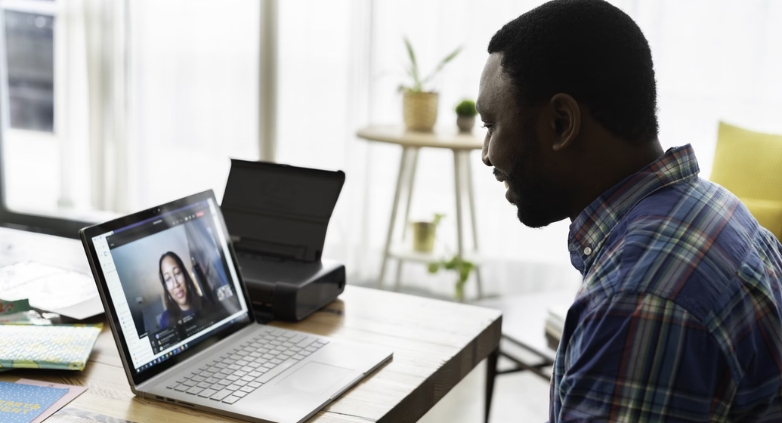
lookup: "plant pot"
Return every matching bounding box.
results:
[403,91,438,132]
[456,115,475,133]
[411,221,437,252]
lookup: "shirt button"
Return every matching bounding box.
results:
[584,247,592,256]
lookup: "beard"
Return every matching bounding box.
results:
[507,171,555,228]
[505,122,563,229]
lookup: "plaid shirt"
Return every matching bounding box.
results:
[551,145,782,422]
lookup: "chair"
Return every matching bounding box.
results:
[478,290,575,423]
[710,122,782,240]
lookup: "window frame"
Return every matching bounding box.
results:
[0,0,277,238]
[0,0,90,238]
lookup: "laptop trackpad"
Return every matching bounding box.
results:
[276,362,353,395]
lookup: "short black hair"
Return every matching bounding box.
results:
[488,0,658,143]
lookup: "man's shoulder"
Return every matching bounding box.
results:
[589,177,774,320]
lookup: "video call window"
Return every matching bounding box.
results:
[108,203,242,354]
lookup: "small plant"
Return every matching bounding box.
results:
[399,37,462,93]
[455,99,477,117]
[428,255,475,302]
[412,213,445,253]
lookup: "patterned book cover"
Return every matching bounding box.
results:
[0,381,68,423]
[0,324,102,371]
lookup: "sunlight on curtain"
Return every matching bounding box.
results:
[626,0,782,177]
[126,0,260,211]
[276,0,782,298]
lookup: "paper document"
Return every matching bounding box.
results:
[0,381,68,423]
[15,379,88,423]
[0,262,102,319]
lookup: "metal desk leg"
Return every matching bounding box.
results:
[379,146,415,289]
[485,347,499,423]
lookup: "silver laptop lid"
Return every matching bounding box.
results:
[80,190,255,386]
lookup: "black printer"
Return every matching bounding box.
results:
[221,160,346,322]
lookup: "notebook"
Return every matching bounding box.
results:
[0,324,102,371]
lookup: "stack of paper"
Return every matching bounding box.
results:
[0,324,102,371]
[0,262,102,320]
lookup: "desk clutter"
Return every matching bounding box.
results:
[0,262,102,373]
[0,379,87,423]
[0,261,102,320]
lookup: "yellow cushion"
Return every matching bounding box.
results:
[741,198,782,240]
[710,122,782,201]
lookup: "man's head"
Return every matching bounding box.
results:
[477,0,660,228]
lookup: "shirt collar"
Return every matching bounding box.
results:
[567,144,700,274]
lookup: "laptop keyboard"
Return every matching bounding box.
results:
[166,328,328,405]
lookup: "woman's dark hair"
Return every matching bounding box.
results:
[488,0,658,144]
[158,251,202,321]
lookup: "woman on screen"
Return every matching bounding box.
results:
[158,251,205,328]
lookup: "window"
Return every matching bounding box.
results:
[5,8,54,132]
[0,0,263,237]
[0,0,82,235]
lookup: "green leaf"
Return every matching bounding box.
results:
[403,37,421,89]
[455,99,477,117]
[458,264,473,283]
[432,213,444,227]
[427,262,440,273]
[420,46,462,86]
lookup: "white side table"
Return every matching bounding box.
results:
[357,125,485,299]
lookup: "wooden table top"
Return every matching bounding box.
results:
[356,125,485,150]
[1,284,502,422]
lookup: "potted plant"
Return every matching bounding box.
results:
[411,213,444,253]
[428,255,475,302]
[455,99,477,133]
[399,37,461,132]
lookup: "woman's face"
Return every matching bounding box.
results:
[161,256,190,310]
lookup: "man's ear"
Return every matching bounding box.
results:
[549,93,581,151]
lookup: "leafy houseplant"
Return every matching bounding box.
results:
[428,255,476,302]
[455,99,477,133]
[399,38,461,132]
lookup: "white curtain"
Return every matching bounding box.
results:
[276,0,782,298]
[34,0,262,217]
[623,0,782,177]
[82,0,127,212]
[124,0,261,211]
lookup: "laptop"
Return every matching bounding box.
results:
[79,190,392,423]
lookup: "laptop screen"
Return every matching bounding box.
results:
[90,197,249,375]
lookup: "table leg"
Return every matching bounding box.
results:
[485,347,499,423]
[379,147,413,289]
[395,148,419,292]
[453,151,465,260]
[453,151,468,301]
[464,151,484,299]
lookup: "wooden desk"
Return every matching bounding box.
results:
[0,226,502,422]
[356,125,486,299]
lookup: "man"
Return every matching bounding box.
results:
[477,0,782,422]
